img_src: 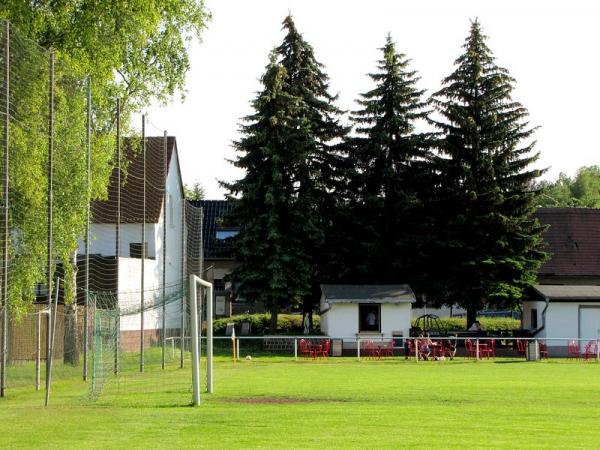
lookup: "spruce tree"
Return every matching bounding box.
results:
[275,15,349,322]
[430,20,547,327]
[348,35,432,285]
[224,56,312,332]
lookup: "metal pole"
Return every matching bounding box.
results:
[180,198,186,368]
[476,339,480,361]
[357,339,360,360]
[0,20,9,399]
[162,131,167,369]
[189,275,200,406]
[83,75,91,382]
[45,278,59,407]
[294,338,298,361]
[45,51,54,397]
[236,338,240,362]
[206,278,213,393]
[114,98,120,375]
[140,114,145,373]
[36,312,41,390]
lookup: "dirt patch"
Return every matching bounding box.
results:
[221,397,338,404]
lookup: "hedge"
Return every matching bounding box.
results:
[411,317,520,332]
[212,313,321,336]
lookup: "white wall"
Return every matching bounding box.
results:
[524,300,600,348]
[80,223,157,258]
[118,257,182,331]
[320,302,411,338]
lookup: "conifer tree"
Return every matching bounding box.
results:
[430,20,547,327]
[275,15,349,321]
[348,35,432,285]
[224,56,312,332]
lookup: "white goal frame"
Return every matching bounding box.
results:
[189,274,213,406]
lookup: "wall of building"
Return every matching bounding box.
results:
[81,223,157,258]
[320,302,411,338]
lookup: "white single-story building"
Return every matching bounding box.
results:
[523,285,600,355]
[319,285,415,345]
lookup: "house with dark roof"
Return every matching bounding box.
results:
[77,136,186,349]
[188,199,241,316]
[522,208,600,354]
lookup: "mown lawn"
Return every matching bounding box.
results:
[1,354,600,449]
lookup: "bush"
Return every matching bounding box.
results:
[212,313,321,336]
[411,317,520,332]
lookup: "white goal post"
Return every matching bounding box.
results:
[189,274,214,406]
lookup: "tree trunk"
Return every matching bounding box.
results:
[269,307,278,334]
[466,307,477,331]
[64,251,79,365]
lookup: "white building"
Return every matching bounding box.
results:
[521,208,600,355]
[78,136,186,350]
[319,285,415,347]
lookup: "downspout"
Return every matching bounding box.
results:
[531,295,550,337]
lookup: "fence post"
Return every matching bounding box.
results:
[0,20,9,399]
[294,338,298,360]
[36,312,41,390]
[139,111,144,374]
[357,339,360,360]
[476,339,480,361]
[83,75,91,382]
[415,339,419,362]
[45,50,54,400]
[114,97,120,376]
[161,130,168,370]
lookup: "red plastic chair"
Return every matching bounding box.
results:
[365,340,381,360]
[481,339,495,358]
[299,339,314,359]
[568,340,581,359]
[516,339,527,357]
[583,341,598,360]
[539,341,548,359]
[317,339,331,358]
[465,339,476,358]
[381,339,394,357]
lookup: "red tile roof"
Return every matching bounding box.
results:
[535,208,600,277]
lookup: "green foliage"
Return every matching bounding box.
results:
[342,35,432,285]
[183,180,205,200]
[224,16,347,329]
[0,3,209,314]
[411,317,520,332]
[429,20,548,325]
[536,166,600,208]
[212,313,321,335]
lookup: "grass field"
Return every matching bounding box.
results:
[1,354,600,449]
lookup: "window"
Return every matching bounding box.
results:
[34,283,48,297]
[359,303,381,332]
[216,229,238,240]
[531,308,538,329]
[130,242,148,259]
[169,194,174,229]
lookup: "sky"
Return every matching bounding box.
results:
[142,0,600,199]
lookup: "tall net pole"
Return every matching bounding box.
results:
[83,75,91,381]
[140,114,145,373]
[0,20,9,399]
[161,131,167,369]
[45,50,54,396]
[180,199,186,368]
[114,97,120,375]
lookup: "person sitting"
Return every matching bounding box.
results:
[444,335,458,360]
[419,334,433,360]
[468,320,483,332]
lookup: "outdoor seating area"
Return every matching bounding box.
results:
[299,339,331,359]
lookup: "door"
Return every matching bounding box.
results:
[579,306,600,351]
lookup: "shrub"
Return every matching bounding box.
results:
[212,313,321,335]
[411,317,520,332]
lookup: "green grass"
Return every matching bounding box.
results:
[2,353,600,449]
